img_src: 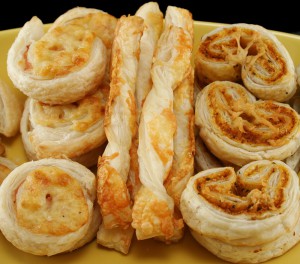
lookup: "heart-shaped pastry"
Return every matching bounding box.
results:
[195,81,300,166]
[180,160,300,263]
[194,23,297,102]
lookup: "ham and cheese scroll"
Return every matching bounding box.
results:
[195,81,300,166]
[48,7,117,85]
[20,85,108,167]
[131,7,193,241]
[0,78,23,137]
[180,160,300,263]
[195,23,297,102]
[0,158,100,256]
[7,12,108,104]
[96,15,144,254]
[0,157,17,185]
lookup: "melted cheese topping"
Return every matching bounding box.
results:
[25,24,95,78]
[64,13,117,51]
[15,166,88,235]
[194,162,289,219]
[207,82,298,147]
[198,27,287,84]
[30,89,107,132]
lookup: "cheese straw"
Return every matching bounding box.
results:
[131,6,193,240]
[96,15,144,254]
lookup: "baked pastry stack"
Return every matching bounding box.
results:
[0,158,100,256]
[180,160,300,263]
[128,2,164,200]
[96,14,144,254]
[7,8,117,167]
[132,5,193,242]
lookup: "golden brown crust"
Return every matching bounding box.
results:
[195,81,300,166]
[96,15,144,254]
[132,6,193,241]
[0,158,100,256]
[7,15,107,104]
[195,23,297,102]
[180,160,300,263]
[20,85,108,167]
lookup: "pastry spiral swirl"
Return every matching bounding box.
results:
[20,86,108,167]
[195,81,300,166]
[0,158,100,256]
[7,12,107,104]
[195,23,297,102]
[180,160,300,263]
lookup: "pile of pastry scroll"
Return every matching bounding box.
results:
[1,1,300,263]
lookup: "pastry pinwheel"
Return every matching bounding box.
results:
[195,23,297,102]
[180,160,300,263]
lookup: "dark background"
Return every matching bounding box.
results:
[1,0,299,33]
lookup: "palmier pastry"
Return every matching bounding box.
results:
[0,158,100,256]
[180,160,300,263]
[195,23,297,102]
[195,81,300,166]
[7,14,107,104]
[0,78,23,137]
[0,157,17,185]
[20,85,108,167]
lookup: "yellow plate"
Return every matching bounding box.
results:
[1,20,300,264]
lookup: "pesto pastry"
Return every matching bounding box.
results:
[180,160,300,263]
[195,23,297,102]
[195,81,300,166]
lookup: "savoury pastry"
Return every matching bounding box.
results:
[96,15,144,254]
[195,81,300,166]
[20,85,108,167]
[180,160,300,263]
[195,23,297,102]
[7,14,107,104]
[48,7,117,84]
[128,1,163,200]
[131,7,193,240]
[163,5,195,214]
[0,78,23,137]
[0,158,100,256]
[0,157,17,185]
[194,135,223,172]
